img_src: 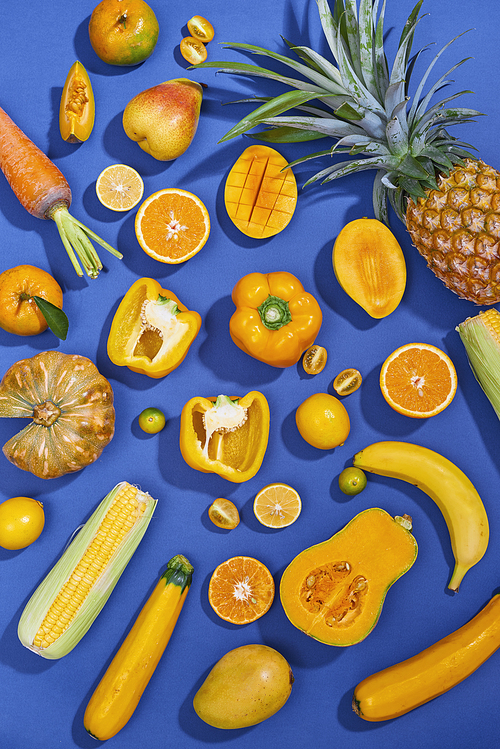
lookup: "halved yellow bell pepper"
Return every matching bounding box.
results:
[107,277,201,378]
[229,271,322,368]
[179,392,270,483]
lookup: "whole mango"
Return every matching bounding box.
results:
[193,644,294,729]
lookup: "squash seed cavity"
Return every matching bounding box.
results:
[300,561,368,628]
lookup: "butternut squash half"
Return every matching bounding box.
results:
[279,508,417,646]
[333,218,406,318]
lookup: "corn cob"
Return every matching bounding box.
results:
[18,482,157,659]
[456,310,500,420]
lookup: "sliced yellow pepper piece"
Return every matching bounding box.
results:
[179,392,270,483]
[107,277,201,378]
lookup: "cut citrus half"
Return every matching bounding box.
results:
[135,188,210,264]
[95,164,144,211]
[208,556,275,624]
[253,483,302,528]
[380,342,457,418]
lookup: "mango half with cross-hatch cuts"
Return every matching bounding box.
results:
[224,145,297,238]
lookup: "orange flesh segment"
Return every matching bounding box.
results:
[208,556,275,624]
[225,146,297,238]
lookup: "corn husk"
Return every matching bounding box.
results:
[456,310,500,419]
[18,482,157,660]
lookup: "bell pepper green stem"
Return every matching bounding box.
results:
[157,295,179,315]
[258,294,292,330]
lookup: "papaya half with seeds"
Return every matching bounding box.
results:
[59,61,95,143]
[279,508,417,646]
[333,218,406,318]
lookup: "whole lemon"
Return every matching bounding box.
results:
[0,497,45,550]
[296,392,350,449]
[89,0,159,66]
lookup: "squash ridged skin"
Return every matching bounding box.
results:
[279,508,417,646]
[84,555,193,741]
[353,593,500,721]
[0,351,115,479]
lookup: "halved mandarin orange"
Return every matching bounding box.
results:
[208,556,275,624]
[224,145,297,238]
[253,483,302,528]
[96,164,144,211]
[380,342,457,418]
[135,188,210,264]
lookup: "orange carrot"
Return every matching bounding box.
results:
[0,105,122,278]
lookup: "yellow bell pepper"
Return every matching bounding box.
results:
[107,278,201,378]
[229,271,322,368]
[179,391,270,483]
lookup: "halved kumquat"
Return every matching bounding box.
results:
[380,342,457,418]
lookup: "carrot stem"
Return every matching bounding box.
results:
[50,205,123,279]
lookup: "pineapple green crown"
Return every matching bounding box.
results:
[196,0,482,224]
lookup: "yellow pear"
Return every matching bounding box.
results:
[122,78,203,161]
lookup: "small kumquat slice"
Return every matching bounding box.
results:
[180,36,207,64]
[208,498,240,529]
[380,342,457,418]
[187,15,214,43]
[208,556,275,624]
[302,345,327,375]
[333,368,362,395]
[96,164,144,211]
[253,483,302,528]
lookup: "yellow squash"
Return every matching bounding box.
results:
[353,592,500,721]
[84,555,193,740]
[280,508,418,646]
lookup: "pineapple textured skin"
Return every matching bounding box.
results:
[406,160,500,305]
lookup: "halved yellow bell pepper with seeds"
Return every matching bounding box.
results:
[59,61,95,143]
[107,277,202,378]
[230,271,323,368]
[179,392,270,483]
[224,145,297,238]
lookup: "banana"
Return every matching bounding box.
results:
[353,441,489,592]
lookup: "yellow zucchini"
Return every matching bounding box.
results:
[353,593,500,721]
[84,554,193,740]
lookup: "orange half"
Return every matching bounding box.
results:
[135,188,210,264]
[208,556,275,624]
[380,342,457,418]
[253,483,302,528]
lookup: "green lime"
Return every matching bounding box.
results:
[338,467,367,495]
[138,407,166,434]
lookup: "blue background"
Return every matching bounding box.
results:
[1,1,499,747]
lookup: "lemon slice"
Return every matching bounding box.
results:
[96,164,144,211]
[253,483,302,528]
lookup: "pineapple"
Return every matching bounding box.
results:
[197,0,500,305]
